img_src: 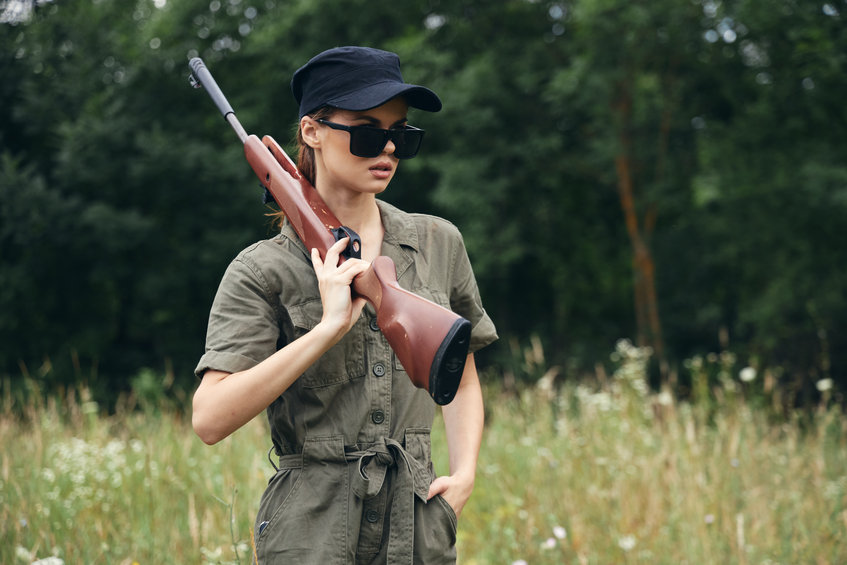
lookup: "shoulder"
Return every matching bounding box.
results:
[228,236,280,273]
[377,199,464,251]
[223,232,308,288]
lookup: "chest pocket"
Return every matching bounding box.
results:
[288,299,366,388]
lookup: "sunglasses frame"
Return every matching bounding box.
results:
[316,118,425,159]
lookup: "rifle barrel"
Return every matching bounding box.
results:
[189,57,248,143]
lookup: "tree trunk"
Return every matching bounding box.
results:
[613,86,665,369]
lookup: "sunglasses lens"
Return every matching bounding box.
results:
[391,128,424,159]
[345,125,425,159]
[349,128,386,158]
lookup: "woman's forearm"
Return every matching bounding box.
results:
[441,354,485,483]
[192,321,340,444]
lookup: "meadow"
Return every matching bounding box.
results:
[2,340,845,564]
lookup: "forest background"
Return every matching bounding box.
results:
[1,0,846,407]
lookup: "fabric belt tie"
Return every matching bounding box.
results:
[347,437,430,565]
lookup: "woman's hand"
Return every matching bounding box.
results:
[310,237,370,340]
[427,472,475,518]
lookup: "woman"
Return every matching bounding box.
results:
[192,46,498,564]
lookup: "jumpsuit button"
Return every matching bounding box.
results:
[371,409,385,424]
[365,509,380,523]
[372,362,386,377]
[369,317,380,332]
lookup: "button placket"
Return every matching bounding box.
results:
[364,312,391,436]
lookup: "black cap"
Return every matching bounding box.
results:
[291,46,442,118]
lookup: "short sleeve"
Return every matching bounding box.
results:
[194,254,283,378]
[448,233,498,354]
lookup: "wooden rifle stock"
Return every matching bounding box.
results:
[189,58,470,405]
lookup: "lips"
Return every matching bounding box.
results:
[369,161,393,173]
[369,161,394,179]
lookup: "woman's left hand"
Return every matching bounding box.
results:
[427,473,474,518]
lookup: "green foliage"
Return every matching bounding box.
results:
[1,0,846,397]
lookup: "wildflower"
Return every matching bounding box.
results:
[33,558,65,565]
[15,546,32,561]
[618,534,637,551]
[704,514,715,524]
[816,378,833,392]
[542,537,556,549]
[553,525,567,539]
[739,367,756,382]
[512,561,528,565]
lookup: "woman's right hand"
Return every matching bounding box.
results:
[310,237,370,341]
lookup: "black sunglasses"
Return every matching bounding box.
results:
[316,119,425,159]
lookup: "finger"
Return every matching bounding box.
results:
[427,476,449,501]
[310,248,323,271]
[325,237,350,265]
[335,258,370,276]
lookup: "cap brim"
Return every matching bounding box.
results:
[327,81,442,113]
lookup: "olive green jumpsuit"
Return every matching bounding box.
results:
[196,200,498,564]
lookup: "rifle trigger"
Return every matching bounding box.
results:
[331,226,362,260]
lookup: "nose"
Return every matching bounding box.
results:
[382,137,397,156]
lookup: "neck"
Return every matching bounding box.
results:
[317,188,377,230]
[316,186,384,262]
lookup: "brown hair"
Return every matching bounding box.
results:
[270,106,335,228]
[296,106,335,186]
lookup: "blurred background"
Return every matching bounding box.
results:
[2,0,846,407]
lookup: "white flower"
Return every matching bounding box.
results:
[739,367,756,382]
[704,514,715,524]
[817,378,833,392]
[33,558,65,565]
[618,535,637,551]
[542,537,556,549]
[511,561,528,565]
[553,525,567,539]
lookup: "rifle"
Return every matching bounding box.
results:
[188,58,470,405]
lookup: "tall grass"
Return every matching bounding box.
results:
[2,341,845,564]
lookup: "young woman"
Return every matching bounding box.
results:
[192,46,498,564]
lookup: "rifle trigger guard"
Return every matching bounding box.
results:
[331,226,362,260]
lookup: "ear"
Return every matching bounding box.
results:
[300,116,321,149]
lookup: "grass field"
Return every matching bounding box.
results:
[2,341,846,564]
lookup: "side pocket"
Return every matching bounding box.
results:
[254,438,349,563]
[433,494,458,541]
[254,467,301,549]
[414,493,458,562]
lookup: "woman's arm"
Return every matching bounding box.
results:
[427,353,484,516]
[192,238,369,445]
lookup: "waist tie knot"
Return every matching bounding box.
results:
[347,437,430,564]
